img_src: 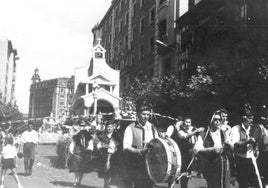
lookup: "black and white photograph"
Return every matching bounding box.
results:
[0,0,268,188]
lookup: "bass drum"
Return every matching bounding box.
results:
[145,137,181,183]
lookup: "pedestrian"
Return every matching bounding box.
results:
[20,122,39,176]
[123,99,158,188]
[0,127,6,152]
[0,137,23,188]
[68,119,93,187]
[195,112,234,188]
[231,109,260,188]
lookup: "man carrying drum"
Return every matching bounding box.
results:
[123,99,158,188]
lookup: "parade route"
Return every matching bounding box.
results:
[2,144,209,188]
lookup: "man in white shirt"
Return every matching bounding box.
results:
[21,123,39,176]
[123,99,158,188]
[176,116,204,188]
[231,111,259,188]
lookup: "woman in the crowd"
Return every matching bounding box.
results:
[69,119,93,187]
[195,112,234,188]
[93,120,115,188]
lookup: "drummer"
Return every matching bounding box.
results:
[123,99,158,188]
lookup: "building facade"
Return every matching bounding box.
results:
[29,69,75,119]
[0,38,19,105]
[176,0,268,81]
[92,0,185,93]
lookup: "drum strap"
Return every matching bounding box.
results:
[142,127,145,148]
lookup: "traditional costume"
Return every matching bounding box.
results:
[123,121,158,188]
[196,113,234,188]
[232,123,260,188]
[69,129,93,173]
[256,124,268,187]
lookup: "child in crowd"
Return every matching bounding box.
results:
[0,137,23,188]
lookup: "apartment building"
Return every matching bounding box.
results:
[92,0,183,93]
[0,38,19,105]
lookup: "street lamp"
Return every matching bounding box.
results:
[92,81,99,116]
[156,40,177,51]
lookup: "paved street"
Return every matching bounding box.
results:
[3,144,208,188]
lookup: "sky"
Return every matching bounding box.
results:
[0,0,112,113]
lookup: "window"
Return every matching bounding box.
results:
[125,12,129,25]
[119,19,123,32]
[120,60,124,69]
[130,54,133,66]
[124,35,128,48]
[115,6,119,17]
[119,40,123,50]
[149,37,154,52]
[140,0,144,7]
[119,0,122,11]
[109,34,112,43]
[159,19,167,38]
[140,17,145,33]
[139,45,144,59]
[133,2,137,17]
[114,25,118,38]
[149,7,155,24]
[131,26,136,41]
[109,16,112,25]
[124,58,128,67]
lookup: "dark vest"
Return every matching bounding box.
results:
[233,124,250,154]
[203,129,226,161]
[128,122,156,149]
[73,130,92,148]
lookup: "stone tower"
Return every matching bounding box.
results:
[31,68,41,84]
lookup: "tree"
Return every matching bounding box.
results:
[0,102,23,122]
[121,74,184,116]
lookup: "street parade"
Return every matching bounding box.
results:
[1,0,268,188]
[0,100,268,188]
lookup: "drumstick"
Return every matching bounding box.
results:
[251,155,263,188]
[186,156,196,171]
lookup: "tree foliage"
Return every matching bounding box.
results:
[0,101,23,122]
